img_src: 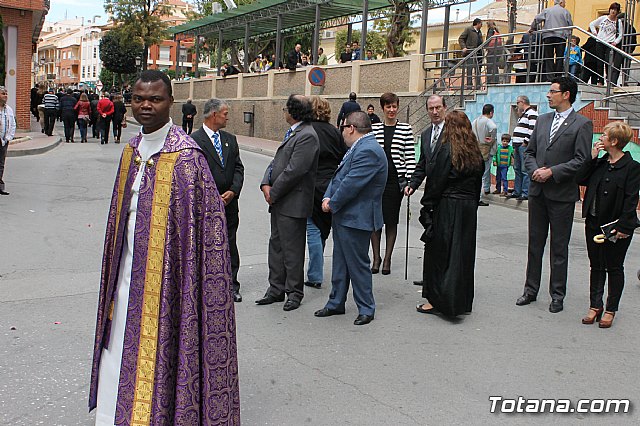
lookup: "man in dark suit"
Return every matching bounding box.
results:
[458,18,484,89]
[516,77,592,313]
[258,95,319,311]
[190,98,245,302]
[286,43,302,70]
[336,92,361,127]
[406,94,446,286]
[181,99,197,135]
[314,111,387,325]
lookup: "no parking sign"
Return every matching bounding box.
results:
[308,67,326,86]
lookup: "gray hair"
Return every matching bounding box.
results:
[554,0,564,5]
[517,95,530,105]
[203,98,228,118]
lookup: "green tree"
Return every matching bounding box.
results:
[373,1,417,57]
[335,30,386,59]
[99,29,143,90]
[104,0,169,70]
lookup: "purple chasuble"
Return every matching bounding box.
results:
[89,125,240,425]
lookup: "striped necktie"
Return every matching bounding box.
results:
[283,127,293,143]
[212,132,224,166]
[549,113,561,142]
[431,124,440,150]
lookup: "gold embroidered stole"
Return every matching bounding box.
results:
[131,151,180,425]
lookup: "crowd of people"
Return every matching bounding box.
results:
[458,1,639,88]
[30,84,129,144]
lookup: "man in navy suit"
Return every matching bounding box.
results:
[516,77,592,313]
[314,111,388,326]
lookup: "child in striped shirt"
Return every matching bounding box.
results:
[493,134,514,195]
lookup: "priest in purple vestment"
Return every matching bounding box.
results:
[89,70,240,425]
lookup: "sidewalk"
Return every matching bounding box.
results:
[7,117,62,157]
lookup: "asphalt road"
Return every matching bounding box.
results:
[1,122,639,425]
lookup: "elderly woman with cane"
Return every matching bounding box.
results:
[576,121,640,328]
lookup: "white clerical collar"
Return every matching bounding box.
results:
[139,119,172,160]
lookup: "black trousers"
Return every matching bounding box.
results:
[524,194,575,301]
[44,109,57,136]
[100,116,112,143]
[226,210,241,292]
[464,53,482,88]
[112,120,123,142]
[594,42,623,86]
[585,216,632,311]
[182,118,194,135]
[267,210,307,303]
[542,37,566,81]
[62,112,76,142]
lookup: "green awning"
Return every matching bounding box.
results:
[170,0,394,40]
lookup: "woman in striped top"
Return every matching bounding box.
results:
[370,92,416,275]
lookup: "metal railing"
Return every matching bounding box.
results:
[406,25,640,135]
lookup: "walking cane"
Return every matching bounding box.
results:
[405,195,411,280]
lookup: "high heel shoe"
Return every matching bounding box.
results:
[381,259,391,275]
[599,311,616,328]
[581,307,603,324]
[371,257,382,274]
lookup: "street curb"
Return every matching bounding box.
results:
[238,143,276,158]
[7,136,63,157]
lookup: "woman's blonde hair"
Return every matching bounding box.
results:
[310,95,331,122]
[603,121,633,149]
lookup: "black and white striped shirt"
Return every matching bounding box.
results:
[42,93,59,110]
[372,121,416,179]
[512,107,538,145]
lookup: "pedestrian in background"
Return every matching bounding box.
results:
[317,47,328,65]
[589,2,624,86]
[367,104,381,124]
[371,92,416,275]
[336,92,361,127]
[35,83,46,133]
[0,86,16,196]
[471,103,497,206]
[530,0,573,81]
[576,121,640,328]
[458,18,484,89]
[90,93,100,140]
[508,95,538,201]
[73,93,91,143]
[42,88,59,137]
[414,111,484,317]
[565,35,584,80]
[305,96,347,289]
[493,134,514,195]
[111,94,127,144]
[97,92,114,145]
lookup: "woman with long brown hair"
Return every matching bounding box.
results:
[412,110,484,317]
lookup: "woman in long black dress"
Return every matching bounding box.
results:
[371,93,415,275]
[575,121,640,328]
[415,110,484,317]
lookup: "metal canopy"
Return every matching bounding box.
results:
[171,0,394,40]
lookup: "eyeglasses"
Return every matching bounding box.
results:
[282,107,288,112]
[339,124,354,130]
[547,89,564,94]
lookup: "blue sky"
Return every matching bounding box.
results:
[47,0,493,26]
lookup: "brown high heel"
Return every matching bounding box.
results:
[371,257,382,274]
[598,311,616,328]
[581,307,603,324]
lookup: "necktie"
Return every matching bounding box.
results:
[549,113,561,142]
[283,127,293,143]
[431,125,439,151]
[212,132,224,166]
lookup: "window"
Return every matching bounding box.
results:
[93,66,96,78]
[159,46,170,61]
[62,69,66,77]
[82,66,85,78]
[63,51,67,60]
[93,47,97,59]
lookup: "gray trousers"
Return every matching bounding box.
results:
[267,209,307,303]
[0,142,8,191]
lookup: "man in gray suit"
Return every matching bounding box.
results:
[258,95,320,311]
[314,111,387,325]
[516,77,592,313]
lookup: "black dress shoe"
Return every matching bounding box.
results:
[283,299,300,311]
[233,291,242,303]
[255,294,285,305]
[304,281,322,289]
[478,201,489,206]
[413,280,424,286]
[516,196,528,201]
[506,193,520,199]
[314,307,345,317]
[0,190,9,195]
[516,293,537,306]
[549,299,564,313]
[354,314,374,325]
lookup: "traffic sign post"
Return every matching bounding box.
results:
[96,81,103,92]
[308,67,326,87]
